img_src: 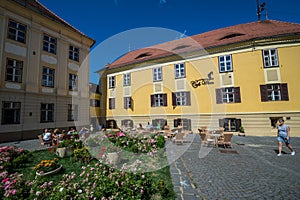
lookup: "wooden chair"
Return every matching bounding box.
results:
[200,133,209,145]
[172,132,185,144]
[198,126,207,134]
[217,133,233,148]
[38,135,52,147]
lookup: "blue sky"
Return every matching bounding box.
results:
[39,0,300,83]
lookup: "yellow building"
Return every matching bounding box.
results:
[0,0,95,142]
[100,20,300,136]
[89,82,106,130]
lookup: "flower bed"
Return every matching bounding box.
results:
[0,140,175,200]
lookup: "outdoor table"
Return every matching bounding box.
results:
[207,133,222,147]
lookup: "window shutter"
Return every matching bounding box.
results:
[172,92,176,106]
[130,97,134,110]
[186,92,191,106]
[150,95,155,107]
[260,85,268,102]
[174,119,178,127]
[236,119,242,132]
[234,87,241,103]
[163,94,168,106]
[219,119,225,128]
[280,83,289,101]
[216,88,222,104]
[123,97,127,109]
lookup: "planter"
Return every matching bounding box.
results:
[56,147,73,158]
[106,152,119,165]
[36,165,62,176]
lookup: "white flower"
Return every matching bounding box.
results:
[78,189,83,193]
[59,187,64,192]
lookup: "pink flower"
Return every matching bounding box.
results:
[118,132,125,137]
[11,189,17,195]
[121,181,124,186]
[2,178,9,183]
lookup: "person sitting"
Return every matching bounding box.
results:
[67,128,75,135]
[43,129,52,143]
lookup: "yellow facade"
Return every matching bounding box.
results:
[0,0,95,142]
[101,22,300,136]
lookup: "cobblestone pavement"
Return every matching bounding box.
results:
[167,134,300,199]
[0,139,47,151]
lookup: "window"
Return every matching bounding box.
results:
[1,101,21,124]
[153,67,162,81]
[109,76,115,88]
[90,99,100,107]
[40,103,54,123]
[42,67,55,87]
[263,49,278,68]
[270,117,282,128]
[216,87,241,104]
[121,119,134,128]
[5,58,23,83]
[219,118,241,132]
[109,98,115,109]
[69,74,78,91]
[68,104,78,121]
[174,63,185,78]
[260,83,289,102]
[69,46,79,61]
[123,73,131,86]
[172,92,191,106]
[219,55,232,72]
[7,19,26,43]
[174,118,192,130]
[124,97,132,109]
[43,34,57,54]
[150,94,167,107]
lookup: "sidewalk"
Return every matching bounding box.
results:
[167,134,300,199]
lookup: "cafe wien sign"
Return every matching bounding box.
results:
[191,71,214,88]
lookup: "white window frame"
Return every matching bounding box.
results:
[69,73,78,91]
[263,49,279,68]
[124,97,132,109]
[69,45,79,61]
[43,34,57,54]
[219,55,232,72]
[267,84,281,101]
[153,67,162,81]
[109,76,115,88]
[155,94,164,107]
[42,67,55,88]
[175,63,185,78]
[6,58,23,83]
[7,19,26,43]
[176,92,187,106]
[222,87,234,103]
[123,73,131,86]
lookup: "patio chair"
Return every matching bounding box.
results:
[38,135,52,147]
[217,133,233,148]
[200,133,208,145]
[172,132,185,144]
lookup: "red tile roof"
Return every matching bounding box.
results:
[108,20,300,69]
